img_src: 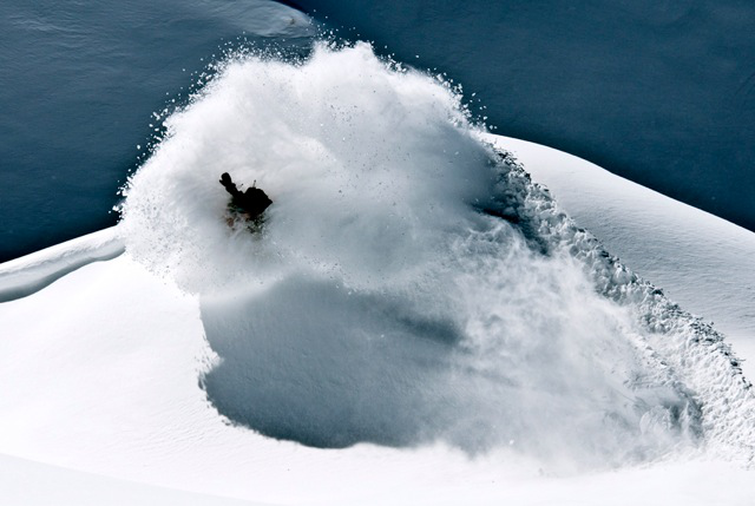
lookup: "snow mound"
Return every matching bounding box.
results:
[119,42,754,467]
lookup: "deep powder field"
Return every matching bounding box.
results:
[117,43,753,469]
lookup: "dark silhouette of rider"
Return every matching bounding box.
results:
[219,172,272,221]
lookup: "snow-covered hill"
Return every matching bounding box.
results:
[1,42,753,504]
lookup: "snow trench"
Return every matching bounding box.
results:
[118,41,754,469]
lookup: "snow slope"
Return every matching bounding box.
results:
[2,146,754,504]
[489,135,755,381]
[1,162,754,503]
[1,43,754,504]
[0,453,260,506]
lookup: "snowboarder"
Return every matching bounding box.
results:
[219,172,272,224]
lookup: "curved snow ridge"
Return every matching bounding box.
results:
[0,227,124,302]
[487,144,755,464]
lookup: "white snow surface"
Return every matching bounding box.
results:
[486,135,755,381]
[1,43,754,504]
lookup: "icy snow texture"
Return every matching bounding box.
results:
[118,42,754,466]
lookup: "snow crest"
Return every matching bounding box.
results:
[119,42,754,468]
